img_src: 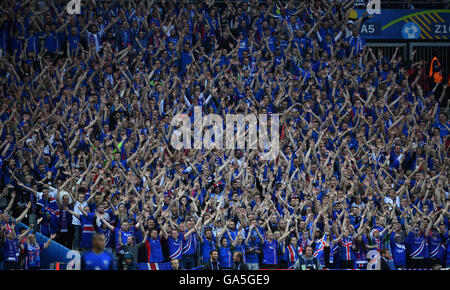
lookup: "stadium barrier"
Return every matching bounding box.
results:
[135,263,432,270]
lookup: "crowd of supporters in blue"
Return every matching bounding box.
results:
[0,0,448,270]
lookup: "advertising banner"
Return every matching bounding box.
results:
[355,9,450,40]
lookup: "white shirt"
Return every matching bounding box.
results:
[72,201,88,225]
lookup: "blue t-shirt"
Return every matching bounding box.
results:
[148,237,165,263]
[201,238,216,263]
[390,233,406,266]
[218,246,232,268]
[182,232,197,256]
[245,239,260,264]
[167,235,183,260]
[81,251,117,270]
[406,232,428,259]
[262,239,278,265]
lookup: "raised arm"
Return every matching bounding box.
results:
[43,233,57,249]
[65,206,81,219]
[15,202,32,224]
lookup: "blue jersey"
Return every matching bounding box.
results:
[182,232,197,255]
[245,239,260,264]
[168,235,183,260]
[234,243,246,263]
[219,246,232,268]
[427,234,445,262]
[97,226,114,248]
[81,251,117,270]
[226,229,239,245]
[245,227,264,244]
[390,233,406,266]
[202,238,216,263]
[81,212,96,249]
[3,238,20,263]
[115,228,134,251]
[262,239,278,265]
[406,232,427,259]
[147,237,164,262]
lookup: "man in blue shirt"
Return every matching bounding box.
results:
[81,233,117,270]
[181,219,198,269]
[390,231,406,269]
[245,224,262,270]
[261,226,279,269]
[144,229,165,263]
[199,228,216,264]
[406,225,429,269]
[162,225,184,262]
[345,27,365,57]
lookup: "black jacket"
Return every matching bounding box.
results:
[203,260,221,270]
[231,262,249,270]
[380,257,391,270]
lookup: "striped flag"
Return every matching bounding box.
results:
[137,262,172,270]
[366,250,381,270]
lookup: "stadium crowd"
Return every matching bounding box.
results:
[0,0,449,270]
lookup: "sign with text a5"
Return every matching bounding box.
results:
[355,9,450,40]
